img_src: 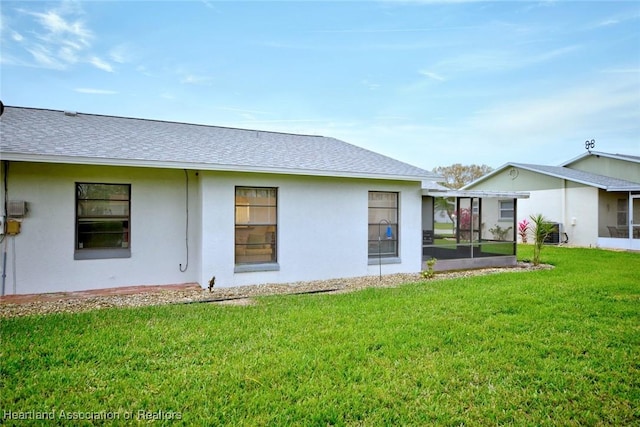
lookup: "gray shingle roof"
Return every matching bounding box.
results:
[561,151,640,166]
[0,106,436,181]
[511,163,640,191]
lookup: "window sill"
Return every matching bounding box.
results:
[234,263,280,273]
[74,248,131,260]
[368,257,401,265]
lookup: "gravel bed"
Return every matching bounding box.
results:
[0,263,552,318]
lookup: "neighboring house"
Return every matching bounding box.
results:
[1,106,445,295]
[462,151,640,250]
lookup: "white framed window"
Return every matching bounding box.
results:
[368,191,399,258]
[499,200,514,221]
[75,183,131,260]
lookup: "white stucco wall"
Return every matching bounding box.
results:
[516,189,564,224]
[1,162,424,294]
[564,183,598,246]
[505,186,598,246]
[1,162,201,295]
[199,172,424,288]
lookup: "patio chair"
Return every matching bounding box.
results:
[607,226,621,238]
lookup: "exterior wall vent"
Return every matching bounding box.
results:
[8,200,28,218]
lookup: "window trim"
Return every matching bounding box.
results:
[234,186,278,267]
[498,199,515,221]
[368,191,400,259]
[74,182,131,260]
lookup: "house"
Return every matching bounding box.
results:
[1,106,446,295]
[462,151,640,250]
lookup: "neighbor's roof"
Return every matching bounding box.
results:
[422,188,530,198]
[464,162,640,192]
[421,179,528,198]
[560,151,640,166]
[0,106,437,181]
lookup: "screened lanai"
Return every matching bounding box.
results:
[421,188,530,271]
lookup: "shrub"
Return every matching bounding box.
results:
[421,258,437,279]
[518,219,530,243]
[529,214,555,265]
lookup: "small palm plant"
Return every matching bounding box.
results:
[530,214,556,266]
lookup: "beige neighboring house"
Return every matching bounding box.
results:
[462,151,640,250]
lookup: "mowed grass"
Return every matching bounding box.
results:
[1,246,639,425]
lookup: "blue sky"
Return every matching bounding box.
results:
[1,1,639,171]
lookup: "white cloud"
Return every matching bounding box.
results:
[58,45,79,63]
[180,74,213,85]
[8,3,115,73]
[11,31,24,42]
[419,70,446,82]
[25,45,65,69]
[27,9,92,46]
[432,45,580,76]
[468,78,639,138]
[109,43,132,64]
[89,56,113,72]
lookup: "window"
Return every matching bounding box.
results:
[368,192,398,258]
[75,183,131,259]
[499,200,514,221]
[617,198,628,227]
[235,187,277,265]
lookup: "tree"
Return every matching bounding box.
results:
[432,163,494,189]
[431,164,493,228]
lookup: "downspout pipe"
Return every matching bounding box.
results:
[1,160,8,295]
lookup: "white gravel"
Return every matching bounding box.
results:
[0,263,552,318]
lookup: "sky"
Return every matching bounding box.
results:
[1,0,639,171]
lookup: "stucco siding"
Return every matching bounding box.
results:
[516,189,564,223]
[1,162,201,295]
[2,162,425,294]
[199,172,423,287]
[564,184,598,246]
[471,167,562,192]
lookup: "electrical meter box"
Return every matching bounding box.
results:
[6,219,21,235]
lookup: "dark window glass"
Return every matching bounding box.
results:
[76,183,130,251]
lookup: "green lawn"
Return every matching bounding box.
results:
[1,246,639,425]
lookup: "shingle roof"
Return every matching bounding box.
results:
[561,151,640,166]
[0,106,436,181]
[503,163,640,191]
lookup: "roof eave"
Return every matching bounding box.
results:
[508,163,615,189]
[423,189,530,198]
[562,151,640,166]
[0,153,434,182]
[461,162,515,190]
[607,186,640,192]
